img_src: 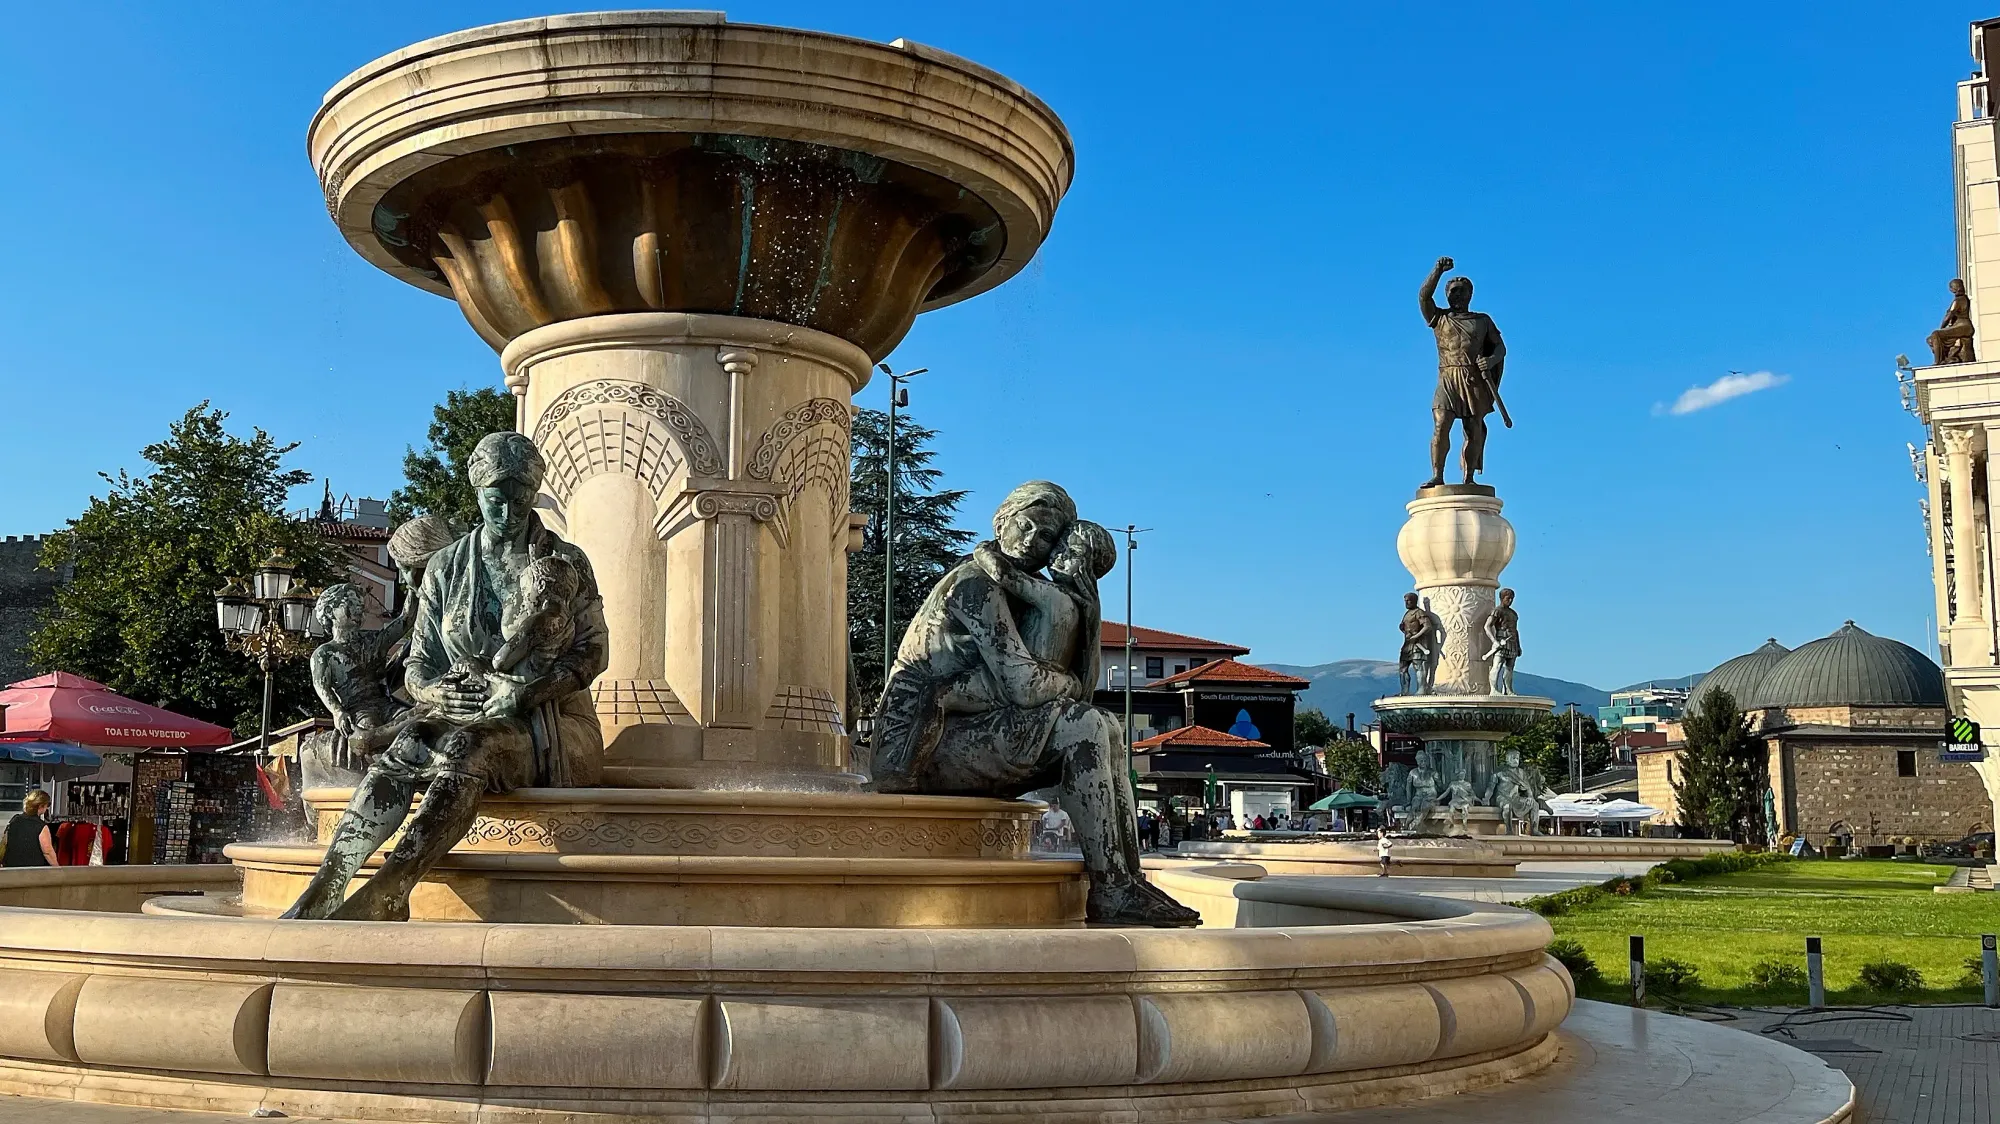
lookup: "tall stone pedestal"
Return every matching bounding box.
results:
[1381,484,1553,832]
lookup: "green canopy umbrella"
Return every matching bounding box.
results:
[1309,789,1379,812]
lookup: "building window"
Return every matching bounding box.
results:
[1173,664,1187,675]
[1896,750,1917,778]
[1666,759,1674,784]
[1145,657,1164,679]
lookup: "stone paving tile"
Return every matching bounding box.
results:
[1719,1004,2000,1124]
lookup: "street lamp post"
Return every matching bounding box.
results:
[1119,525,1151,765]
[214,549,323,754]
[875,363,928,690]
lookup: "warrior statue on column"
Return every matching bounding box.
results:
[1419,256,1508,486]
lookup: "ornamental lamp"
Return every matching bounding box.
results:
[253,550,298,601]
[213,582,253,635]
[280,597,315,635]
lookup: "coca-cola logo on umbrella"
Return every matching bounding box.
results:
[79,694,147,717]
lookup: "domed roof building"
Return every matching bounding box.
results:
[1748,623,1945,711]
[1638,622,1984,851]
[1684,639,1789,716]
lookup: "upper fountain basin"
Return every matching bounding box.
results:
[310,12,1074,356]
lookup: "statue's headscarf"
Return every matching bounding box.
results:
[991,480,1076,537]
[467,431,546,491]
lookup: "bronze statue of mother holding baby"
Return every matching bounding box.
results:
[284,431,607,921]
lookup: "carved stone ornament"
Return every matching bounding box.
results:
[533,378,723,476]
[692,490,781,522]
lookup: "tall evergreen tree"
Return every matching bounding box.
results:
[1673,686,1767,843]
[387,386,517,525]
[27,405,344,734]
[847,406,974,706]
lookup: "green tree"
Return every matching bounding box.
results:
[1322,739,1383,793]
[1498,710,1613,788]
[27,405,345,734]
[387,386,516,525]
[1294,707,1337,748]
[848,406,974,706]
[1673,686,1767,843]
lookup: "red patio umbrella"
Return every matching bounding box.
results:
[0,672,233,749]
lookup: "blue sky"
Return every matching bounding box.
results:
[0,2,1983,688]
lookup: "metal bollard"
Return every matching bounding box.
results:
[1807,936,1825,1009]
[1983,934,1997,1008]
[1630,935,1645,1006]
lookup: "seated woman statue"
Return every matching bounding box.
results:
[870,480,1198,928]
[283,432,608,921]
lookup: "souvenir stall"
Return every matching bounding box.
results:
[0,673,234,864]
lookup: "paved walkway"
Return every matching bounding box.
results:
[1709,1005,2000,1124]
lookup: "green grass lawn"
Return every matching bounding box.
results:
[1549,859,2000,1006]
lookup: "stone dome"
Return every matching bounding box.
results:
[1689,638,1791,715]
[1746,622,1945,710]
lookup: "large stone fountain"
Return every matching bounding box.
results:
[0,13,1615,1123]
[208,11,1085,927]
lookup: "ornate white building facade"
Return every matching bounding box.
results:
[1910,16,2000,847]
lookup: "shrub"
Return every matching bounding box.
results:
[1857,960,1924,993]
[1958,956,1986,990]
[1546,938,1600,985]
[1747,958,1807,991]
[1645,956,1701,995]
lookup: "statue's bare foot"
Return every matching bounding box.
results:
[1086,878,1200,928]
[1421,475,1445,488]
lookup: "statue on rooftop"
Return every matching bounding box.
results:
[868,480,1199,928]
[283,432,608,922]
[1483,587,1521,695]
[1419,256,1509,486]
[1928,278,1976,365]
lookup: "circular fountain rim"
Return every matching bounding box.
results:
[309,10,1075,312]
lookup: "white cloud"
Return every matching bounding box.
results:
[1662,370,1790,416]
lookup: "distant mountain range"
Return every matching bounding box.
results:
[1263,660,1618,729]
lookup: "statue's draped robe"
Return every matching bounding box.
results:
[408,515,608,789]
[870,553,1095,796]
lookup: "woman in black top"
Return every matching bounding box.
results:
[2,790,59,867]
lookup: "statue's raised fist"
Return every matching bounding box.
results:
[1436,256,1455,272]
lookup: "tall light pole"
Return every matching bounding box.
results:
[214,550,322,755]
[1566,702,1582,794]
[1120,525,1152,763]
[876,363,927,688]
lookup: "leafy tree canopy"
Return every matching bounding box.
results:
[1498,710,1613,788]
[1294,707,1337,747]
[27,405,345,734]
[387,386,516,526]
[849,406,974,706]
[1322,739,1383,793]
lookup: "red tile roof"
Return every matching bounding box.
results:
[1146,657,1310,689]
[1099,623,1250,655]
[1132,725,1270,750]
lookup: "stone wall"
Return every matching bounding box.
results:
[1634,749,1681,824]
[1783,739,1990,844]
[0,535,64,688]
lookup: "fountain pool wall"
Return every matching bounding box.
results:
[0,863,1568,1123]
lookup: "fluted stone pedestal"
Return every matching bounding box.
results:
[1380,484,1553,830]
